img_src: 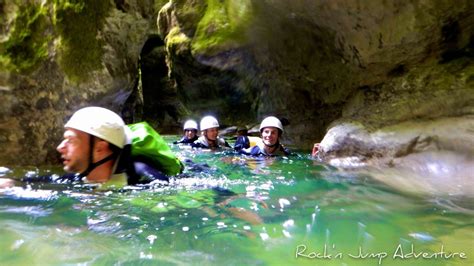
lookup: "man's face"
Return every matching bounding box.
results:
[56,128,90,173]
[185,129,197,139]
[205,127,219,141]
[261,127,279,146]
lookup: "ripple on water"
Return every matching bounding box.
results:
[1,142,473,265]
[1,187,58,200]
[0,206,52,217]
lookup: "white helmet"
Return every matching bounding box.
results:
[64,107,126,148]
[259,116,283,133]
[200,115,219,131]
[183,119,198,131]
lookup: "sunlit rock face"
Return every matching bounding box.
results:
[160,0,474,146]
[1,0,473,168]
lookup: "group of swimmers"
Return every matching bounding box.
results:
[174,115,290,156]
[0,107,293,189]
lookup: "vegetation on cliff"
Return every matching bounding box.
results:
[191,0,253,56]
[1,2,50,72]
[53,0,111,82]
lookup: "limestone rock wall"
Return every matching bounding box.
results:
[0,0,166,165]
[159,0,473,147]
[0,0,473,168]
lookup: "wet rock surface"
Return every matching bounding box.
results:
[318,116,474,196]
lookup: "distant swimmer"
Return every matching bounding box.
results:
[192,115,231,150]
[233,126,261,152]
[174,119,199,144]
[240,116,290,156]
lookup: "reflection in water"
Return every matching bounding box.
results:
[0,137,472,265]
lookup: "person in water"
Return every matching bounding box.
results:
[173,119,199,144]
[233,126,261,151]
[233,126,250,151]
[312,143,321,157]
[0,107,173,189]
[240,116,290,156]
[192,115,231,150]
[0,178,14,188]
[55,106,170,187]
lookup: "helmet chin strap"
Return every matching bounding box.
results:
[79,135,116,178]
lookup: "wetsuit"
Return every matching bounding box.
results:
[23,144,169,186]
[173,135,198,144]
[191,136,231,149]
[234,136,250,151]
[240,140,291,157]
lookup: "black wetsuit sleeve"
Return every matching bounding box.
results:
[191,142,207,148]
[131,161,169,184]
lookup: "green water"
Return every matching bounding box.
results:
[0,137,472,265]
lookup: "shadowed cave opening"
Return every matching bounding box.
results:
[139,34,182,133]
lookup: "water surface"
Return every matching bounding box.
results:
[0,137,472,265]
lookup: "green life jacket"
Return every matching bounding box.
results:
[127,122,184,176]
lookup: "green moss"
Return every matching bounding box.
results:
[0,3,50,72]
[165,26,191,54]
[191,0,253,55]
[173,0,207,35]
[53,0,111,82]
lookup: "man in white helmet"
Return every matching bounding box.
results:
[173,119,199,144]
[56,106,128,185]
[240,116,290,156]
[56,106,168,187]
[192,115,231,149]
[1,107,171,189]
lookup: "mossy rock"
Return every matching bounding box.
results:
[1,3,51,72]
[53,0,112,82]
[191,0,253,56]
